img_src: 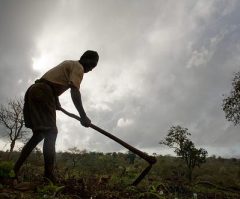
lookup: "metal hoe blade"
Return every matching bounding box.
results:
[131,164,153,186]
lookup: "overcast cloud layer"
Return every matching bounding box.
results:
[0,0,239,157]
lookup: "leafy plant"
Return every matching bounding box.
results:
[37,180,65,198]
[138,184,166,199]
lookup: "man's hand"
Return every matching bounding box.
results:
[80,115,91,127]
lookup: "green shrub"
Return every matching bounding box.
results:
[0,161,15,178]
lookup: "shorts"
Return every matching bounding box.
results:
[23,82,57,132]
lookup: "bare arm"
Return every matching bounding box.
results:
[70,86,91,127]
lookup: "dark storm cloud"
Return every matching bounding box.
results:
[78,0,240,156]
[0,1,239,157]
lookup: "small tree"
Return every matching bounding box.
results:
[222,71,240,125]
[0,98,28,158]
[159,125,208,182]
[127,150,136,164]
[68,147,86,168]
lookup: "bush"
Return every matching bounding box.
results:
[0,161,15,178]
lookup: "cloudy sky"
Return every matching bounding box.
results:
[0,0,240,158]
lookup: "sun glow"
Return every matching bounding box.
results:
[32,56,47,72]
[32,51,59,73]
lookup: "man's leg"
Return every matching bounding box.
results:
[14,131,44,176]
[42,130,58,182]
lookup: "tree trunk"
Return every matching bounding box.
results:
[72,157,76,168]
[187,167,193,183]
[8,140,16,159]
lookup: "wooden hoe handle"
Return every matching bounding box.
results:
[60,107,157,185]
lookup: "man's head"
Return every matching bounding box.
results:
[79,50,99,73]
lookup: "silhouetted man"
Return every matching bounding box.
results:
[14,50,99,182]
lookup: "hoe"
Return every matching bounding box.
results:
[59,107,157,186]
